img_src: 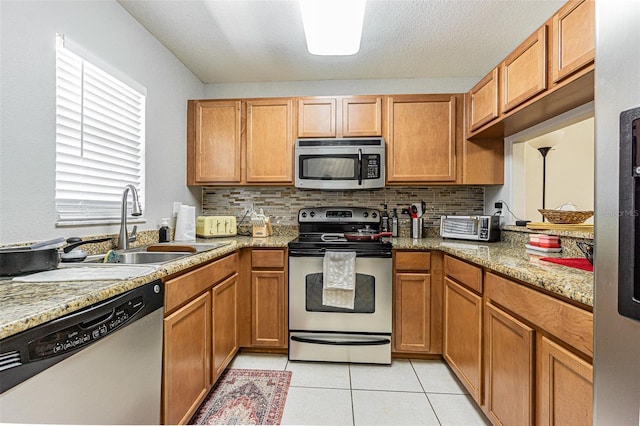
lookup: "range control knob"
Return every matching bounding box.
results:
[363,212,369,218]
[371,212,378,219]
[301,212,307,218]
[309,211,316,217]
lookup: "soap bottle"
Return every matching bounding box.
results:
[381,204,390,232]
[391,208,399,237]
[159,218,171,243]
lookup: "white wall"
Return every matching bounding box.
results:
[0,0,204,244]
[204,78,479,98]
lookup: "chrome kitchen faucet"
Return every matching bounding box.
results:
[117,184,142,250]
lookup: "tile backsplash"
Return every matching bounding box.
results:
[202,186,485,227]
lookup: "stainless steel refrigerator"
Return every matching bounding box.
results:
[594,1,640,424]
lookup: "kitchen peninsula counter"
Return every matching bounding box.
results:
[0,234,593,341]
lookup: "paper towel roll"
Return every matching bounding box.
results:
[174,205,196,241]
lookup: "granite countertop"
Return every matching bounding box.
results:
[0,234,593,341]
[391,237,593,308]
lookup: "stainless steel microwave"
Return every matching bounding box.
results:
[294,138,386,190]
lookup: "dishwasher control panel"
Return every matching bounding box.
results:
[27,296,144,361]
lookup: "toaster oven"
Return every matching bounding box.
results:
[440,215,500,242]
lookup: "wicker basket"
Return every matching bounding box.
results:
[538,209,594,224]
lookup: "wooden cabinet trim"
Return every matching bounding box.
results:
[444,255,483,294]
[485,271,593,357]
[552,0,595,84]
[165,253,239,313]
[501,25,548,113]
[395,251,431,271]
[485,301,535,426]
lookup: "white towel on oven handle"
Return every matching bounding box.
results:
[322,251,356,309]
[323,251,356,290]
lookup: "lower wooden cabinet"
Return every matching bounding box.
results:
[394,272,432,352]
[393,251,442,354]
[537,335,593,426]
[212,274,238,381]
[251,249,288,348]
[484,301,535,426]
[443,277,483,403]
[163,293,211,425]
[162,253,239,425]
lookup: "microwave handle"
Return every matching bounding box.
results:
[357,149,363,185]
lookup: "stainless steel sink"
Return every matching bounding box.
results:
[145,242,231,253]
[104,251,189,265]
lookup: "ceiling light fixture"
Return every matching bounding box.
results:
[299,0,366,56]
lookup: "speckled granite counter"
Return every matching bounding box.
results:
[0,234,593,341]
[0,236,293,340]
[391,237,593,308]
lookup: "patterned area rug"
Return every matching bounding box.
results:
[190,369,292,425]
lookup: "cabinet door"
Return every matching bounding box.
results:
[501,26,548,113]
[537,336,593,426]
[297,98,336,137]
[188,100,242,184]
[443,278,483,403]
[485,302,535,426]
[469,68,499,131]
[163,293,211,425]
[386,95,458,183]
[246,99,294,183]
[394,272,432,352]
[342,96,382,137]
[212,274,238,382]
[251,270,286,347]
[551,0,595,84]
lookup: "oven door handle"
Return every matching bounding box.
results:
[357,148,363,185]
[291,335,390,346]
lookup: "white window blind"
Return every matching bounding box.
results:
[55,36,146,224]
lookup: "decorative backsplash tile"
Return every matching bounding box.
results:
[202,186,485,227]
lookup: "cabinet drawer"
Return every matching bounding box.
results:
[485,271,593,357]
[444,255,483,294]
[251,249,286,269]
[395,251,431,271]
[165,253,239,313]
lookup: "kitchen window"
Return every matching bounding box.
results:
[55,35,146,225]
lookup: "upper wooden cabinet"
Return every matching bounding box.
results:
[385,94,461,183]
[468,67,500,131]
[297,96,382,138]
[188,100,242,184]
[246,99,294,183]
[551,0,595,84]
[501,26,548,113]
[187,98,295,186]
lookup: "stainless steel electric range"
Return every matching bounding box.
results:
[288,207,392,364]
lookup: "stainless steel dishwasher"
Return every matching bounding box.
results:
[0,279,164,424]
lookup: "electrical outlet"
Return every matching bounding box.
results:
[243,204,253,215]
[494,202,503,209]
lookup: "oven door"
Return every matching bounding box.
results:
[289,256,392,333]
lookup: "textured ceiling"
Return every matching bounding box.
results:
[117,0,566,84]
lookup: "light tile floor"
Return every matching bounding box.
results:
[228,353,490,426]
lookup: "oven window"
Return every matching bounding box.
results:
[300,155,357,180]
[305,273,375,313]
